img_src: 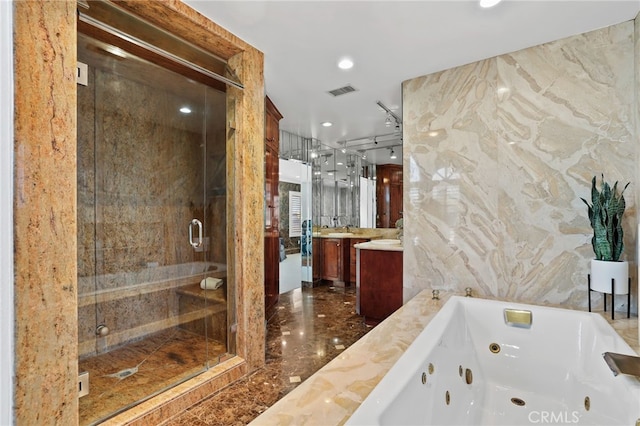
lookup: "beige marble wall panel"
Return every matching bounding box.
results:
[403,59,501,301]
[496,23,635,307]
[13,1,79,424]
[404,22,637,313]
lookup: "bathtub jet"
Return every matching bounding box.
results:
[347,296,640,426]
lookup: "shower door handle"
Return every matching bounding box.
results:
[189,219,203,248]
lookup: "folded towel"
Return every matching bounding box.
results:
[200,277,223,290]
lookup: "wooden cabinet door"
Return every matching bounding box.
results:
[349,238,369,283]
[322,238,341,281]
[376,164,403,228]
[359,249,403,325]
[312,237,323,283]
[389,178,402,228]
[264,96,282,318]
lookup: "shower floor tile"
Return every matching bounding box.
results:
[166,284,371,426]
[79,328,227,425]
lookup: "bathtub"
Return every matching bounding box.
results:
[347,296,640,426]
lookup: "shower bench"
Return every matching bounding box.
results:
[175,280,227,344]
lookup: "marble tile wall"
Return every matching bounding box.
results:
[403,21,637,314]
[14,0,266,423]
[13,2,78,424]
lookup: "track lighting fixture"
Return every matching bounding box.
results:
[377,100,402,130]
[390,148,397,160]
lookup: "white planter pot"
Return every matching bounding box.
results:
[590,259,629,295]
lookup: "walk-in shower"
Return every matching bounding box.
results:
[76,2,238,423]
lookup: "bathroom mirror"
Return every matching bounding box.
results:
[311,140,402,229]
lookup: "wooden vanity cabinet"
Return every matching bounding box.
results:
[359,248,403,325]
[376,164,403,228]
[264,96,282,318]
[349,238,369,283]
[321,238,349,286]
[312,236,323,284]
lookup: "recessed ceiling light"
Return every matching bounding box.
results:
[338,58,354,70]
[179,106,192,114]
[321,121,333,127]
[479,0,502,8]
[337,162,343,166]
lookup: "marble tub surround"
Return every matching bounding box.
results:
[251,290,639,426]
[403,20,638,313]
[13,0,266,424]
[250,290,452,425]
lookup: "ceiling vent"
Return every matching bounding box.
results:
[327,85,357,97]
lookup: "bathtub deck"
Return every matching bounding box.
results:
[249,291,639,426]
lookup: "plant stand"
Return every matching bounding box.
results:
[588,274,630,320]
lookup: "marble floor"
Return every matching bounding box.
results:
[165,284,372,425]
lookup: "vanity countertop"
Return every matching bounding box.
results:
[313,228,400,240]
[249,290,639,426]
[354,240,403,251]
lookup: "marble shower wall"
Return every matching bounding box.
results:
[403,20,637,313]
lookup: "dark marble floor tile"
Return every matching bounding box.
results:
[166,285,371,425]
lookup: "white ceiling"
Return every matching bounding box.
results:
[185,0,640,165]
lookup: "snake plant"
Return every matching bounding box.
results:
[580,175,629,261]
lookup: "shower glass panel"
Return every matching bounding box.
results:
[77,31,231,425]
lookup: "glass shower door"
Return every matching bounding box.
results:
[77,32,229,424]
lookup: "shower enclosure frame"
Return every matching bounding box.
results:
[75,1,248,423]
[13,1,267,424]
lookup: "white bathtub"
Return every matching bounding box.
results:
[347,296,640,426]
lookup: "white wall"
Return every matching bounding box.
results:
[0,1,14,424]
